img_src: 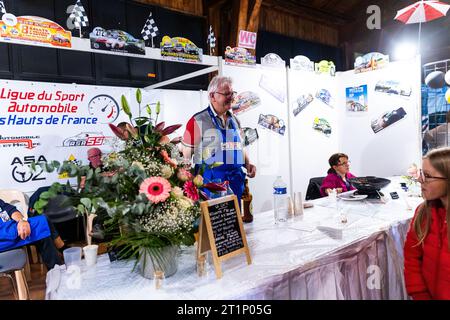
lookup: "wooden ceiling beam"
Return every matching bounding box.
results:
[263,0,352,26]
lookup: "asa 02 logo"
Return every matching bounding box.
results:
[11,155,47,183]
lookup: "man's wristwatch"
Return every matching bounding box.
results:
[19,217,28,223]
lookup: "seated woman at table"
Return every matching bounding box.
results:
[404,147,450,300]
[1,198,63,270]
[320,153,356,197]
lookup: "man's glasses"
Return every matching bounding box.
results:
[215,91,237,98]
[418,169,447,183]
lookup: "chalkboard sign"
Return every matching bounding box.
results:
[198,195,251,278]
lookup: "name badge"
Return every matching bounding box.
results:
[0,210,10,222]
[221,142,242,151]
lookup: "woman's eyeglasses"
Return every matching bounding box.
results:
[418,169,447,183]
[337,161,351,166]
[215,91,237,98]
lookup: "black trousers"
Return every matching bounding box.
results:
[34,216,63,270]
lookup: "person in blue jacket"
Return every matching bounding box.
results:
[180,76,256,204]
[0,199,62,270]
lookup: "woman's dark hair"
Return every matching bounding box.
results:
[327,153,349,174]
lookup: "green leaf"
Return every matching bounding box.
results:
[86,169,94,180]
[80,198,92,210]
[121,95,132,118]
[77,204,85,214]
[45,162,54,172]
[136,88,142,104]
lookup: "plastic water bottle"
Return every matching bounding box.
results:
[273,176,288,223]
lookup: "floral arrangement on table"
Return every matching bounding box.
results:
[401,163,421,197]
[33,89,225,278]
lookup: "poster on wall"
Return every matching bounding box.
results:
[161,36,203,62]
[371,107,407,133]
[375,80,412,98]
[315,89,333,107]
[231,91,261,115]
[292,94,314,116]
[0,15,72,48]
[315,60,335,76]
[259,74,286,102]
[224,46,256,67]
[312,117,332,137]
[346,85,368,112]
[354,52,389,74]
[258,114,286,136]
[261,53,285,68]
[90,27,145,55]
[290,55,314,72]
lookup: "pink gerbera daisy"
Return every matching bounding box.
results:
[140,177,171,203]
[183,181,199,202]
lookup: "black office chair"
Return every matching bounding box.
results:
[305,177,325,200]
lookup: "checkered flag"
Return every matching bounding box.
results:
[207,25,216,49]
[70,0,89,29]
[141,12,159,47]
[0,1,6,16]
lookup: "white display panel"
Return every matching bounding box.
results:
[222,63,291,213]
[288,70,340,197]
[337,57,422,178]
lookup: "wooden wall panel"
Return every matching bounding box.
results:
[134,0,203,16]
[259,7,339,47]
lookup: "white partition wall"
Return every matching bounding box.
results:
[288,70,340,197]
[222,63,291,212]
[337,57,422,177]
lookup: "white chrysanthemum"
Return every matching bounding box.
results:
[171,186,184,198]
[161,165,173,179]
[131,161,145,171]
[177,196,193,211]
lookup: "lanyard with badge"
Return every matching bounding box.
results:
[0,207,10,222]
[207,107,242,152]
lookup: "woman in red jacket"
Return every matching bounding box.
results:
[404,147,450,300]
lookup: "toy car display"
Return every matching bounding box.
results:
[293,94,314,116]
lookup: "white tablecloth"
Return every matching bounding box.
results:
[46,178,423,300]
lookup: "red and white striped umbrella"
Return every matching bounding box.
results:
[395,0,450,24]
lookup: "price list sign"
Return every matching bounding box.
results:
[199,195,251,278]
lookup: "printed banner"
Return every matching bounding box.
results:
[0,80,158,191]
[224,46,256,67]
[90,27,145,55]
[160,36,202,63]
[0,15,72,48]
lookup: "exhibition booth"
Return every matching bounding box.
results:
[1,1,449,301]
[0,55,422,214]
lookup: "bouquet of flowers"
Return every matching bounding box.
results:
[34,89,225,277]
